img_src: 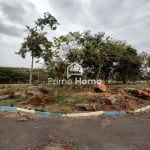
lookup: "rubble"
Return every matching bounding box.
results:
[28,94,48,106]
[104,99,113,105]
[63,142,74,150]
[1,84,150,113]
[107,95,117,104]
[0,92,24,100]
[25,86,42,95]
[25,86,50,95]
[125,88,150,100]
[94,83,107,92]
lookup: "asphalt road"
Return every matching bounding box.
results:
[0,112,150,150]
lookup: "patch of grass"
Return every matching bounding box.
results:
[15,96,28,102]
[52,110,69,114]
[0,99,14,106]
[0,96,28,106]
[50,95,66,104]
[70,97,84,106]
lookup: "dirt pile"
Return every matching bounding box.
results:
[24,86,60,106]
[24,86,51,106]
[89,87,150,111]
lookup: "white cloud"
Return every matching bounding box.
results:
[0,0,150,67]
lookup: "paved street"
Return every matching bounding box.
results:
[0,112,150,150]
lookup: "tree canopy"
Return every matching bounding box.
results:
[45,30,145,84]
[16,12,59,85]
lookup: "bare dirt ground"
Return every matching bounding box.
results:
[0,111,150,150]
[1,84,150,113]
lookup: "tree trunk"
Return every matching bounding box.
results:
[37,70,40,83]
[96,64,101,80]
[122,76,127,84]
[29,55,34,85]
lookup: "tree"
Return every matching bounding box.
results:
[79,31,107,79]
[114,44,141,84]
[140,52,150,86]
[53,31,82,62]
[46,30,142,84]
[16,12,59,85]
[45,32,82,79]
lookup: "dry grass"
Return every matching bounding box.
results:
[1,83,150,113]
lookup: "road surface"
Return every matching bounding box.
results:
[0,112,150,150]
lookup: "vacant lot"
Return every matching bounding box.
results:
[0,83,150,113]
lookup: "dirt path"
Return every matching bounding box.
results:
[0,112,150,150]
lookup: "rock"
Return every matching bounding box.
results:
[94,83,107,92]
[63,142,74,150]
[104,99,112,105]
[0,92,22,100]
[28,94,48,106]
[0,95,9,100]
[25,86,42,95]
[25,86,50,95]
[141,88,150,93]
[75,103,97,111]
[126,88,150,100]
[107,95,117,104]
[14,92,22,96]
[38,87,50,94]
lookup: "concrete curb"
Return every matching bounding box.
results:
[103,111,126,116]
[64,111,103,117]
[16,107,35,114]
[0,106,17,111]
[133,105,150,113]
[35,111,64,117]
[1,105,150,117]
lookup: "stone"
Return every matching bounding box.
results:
[127,88,150,100]
[14,92,22,96]
[94,83,107,92]
[28,94,48,106]
[107,95,117,104]
[25,86,50,95]
[104,99,112,105]
[0,95,9,100]
[25,86,42,95]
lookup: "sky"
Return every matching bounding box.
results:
[0,0,150,68]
